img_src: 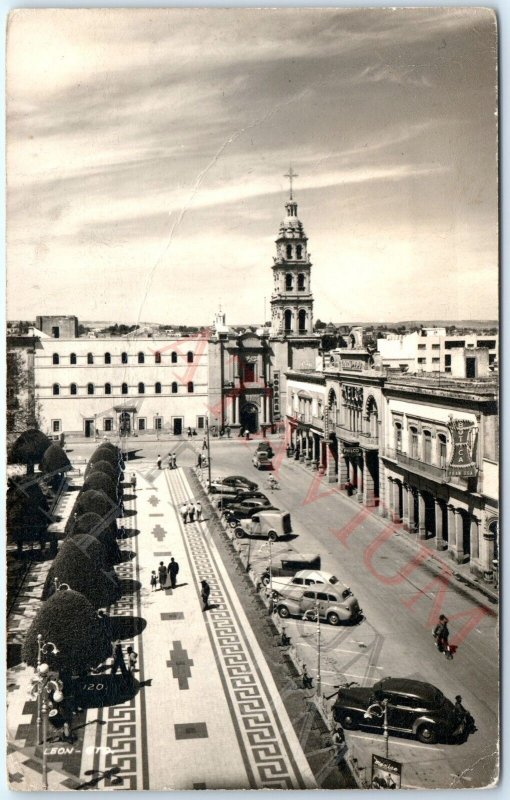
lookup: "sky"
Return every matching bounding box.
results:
[6,7,499,326]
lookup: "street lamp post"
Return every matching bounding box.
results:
[364,698,389,757]
[267,538,274,614]
[315,599,321,698]
[205,418,212,490]
[33,635,62,789]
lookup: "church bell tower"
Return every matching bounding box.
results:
[270,168,314,337]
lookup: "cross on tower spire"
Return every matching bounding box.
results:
[284,166,298,200]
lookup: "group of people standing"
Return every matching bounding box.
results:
[157,452,178,470]
[179,500,202,524]
[152,557,180,591]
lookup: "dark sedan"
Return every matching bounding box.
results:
[209,476,258,494]
[217,491,270,509]
[333,677,458,744]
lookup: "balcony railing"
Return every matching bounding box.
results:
[384,448,447,482]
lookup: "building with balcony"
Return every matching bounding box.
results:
[285,372,326,469]
[381,372,498,579]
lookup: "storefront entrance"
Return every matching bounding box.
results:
[119,411,131,436]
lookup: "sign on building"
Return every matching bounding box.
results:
[447,417,478,477]
[272,371,281,420]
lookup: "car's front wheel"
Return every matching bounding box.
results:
[416,723,438,744]
[234,528,245,539]
[327,612,341,626]
[278,605,290,619]
[228,518,238,529]
[267,531,278,542]
[337,711,358,730]
[261,573,270,587]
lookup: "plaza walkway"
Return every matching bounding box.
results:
[7,466,316,790]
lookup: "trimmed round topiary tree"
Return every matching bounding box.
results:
[22,588,112,674]
[69,512,121,567]
[42,534,119,608]
[82,472,118,501]
[74,489,118,520]
[8,429,52,474]
[84,459,119,483]
[40,443,71,476]
[90,446,124,470]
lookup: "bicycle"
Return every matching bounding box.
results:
[265,477,280,491]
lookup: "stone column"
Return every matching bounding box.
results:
[326,439,336,483]
[357,458,364,503]
[435,500,447,550]
[469,515,480,570]
[406,486,416,532]
[392,479,401,522]
[480,526,496,581]
[417,492,427,539]
[378,462,387,517]
[402,483,409,528]
[299,431,306,462]
[451,508,465,563]
[338,452,348,488]
[362,451,376,506]
[234,394,240,425]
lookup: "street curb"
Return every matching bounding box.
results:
[282,456,499,608]
[190,468,362,789]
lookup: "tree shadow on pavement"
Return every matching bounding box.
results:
[118,578,142,595]
[76,765,122,789]
[119,550,136,563]
[117,528,140,539]
[109,615,147,639]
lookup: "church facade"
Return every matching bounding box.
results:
[208,181,321,432]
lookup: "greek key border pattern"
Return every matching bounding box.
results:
[102,520,140,789]
[170,472,296,789]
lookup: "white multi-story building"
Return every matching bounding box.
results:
[377,328,498,376]
[33,325,209,438]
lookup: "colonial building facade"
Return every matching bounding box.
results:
[286,335,499,583]
[33,330,209,437]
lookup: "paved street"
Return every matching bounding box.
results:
[202,435,499,790]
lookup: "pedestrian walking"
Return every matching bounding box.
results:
[201,579,211,611]
[197,453,203,468]
[195,501,202,522]
[157,454,162,470]
[188,502,195,523]
[111,640,129,680]
[433,614,452,658]
[192,428,197,436]
[150,570,157,591]
[180,503,188,524]
[261,424,267,437]
[172,453,177,469]
[167,455,172,470]
[158,561,168,590]
[245,430,250,440]
[130,473,137,492]
[188,427,192,438]
[126,646,138,676]
[226,425,231,438]
[168,557,180,589]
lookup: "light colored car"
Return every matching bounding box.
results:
[271,569,347,595]
[252,451,273,470]
[276,585,362,625]
[234,510,292,542]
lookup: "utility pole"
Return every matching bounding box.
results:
[316,598,321,697]
[205,417,212,490]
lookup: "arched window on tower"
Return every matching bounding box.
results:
[171,382,178,394]
[155,352,161,364]
[87,352,94,364]
[52,384,60,396]
[138,352,145,364]
[121,352,128,364]
[104,383,112,395]
[155,382,162,394]
[104,352,111,364]
[296,244,302,259]
[187,381,194,393]
[284,309,293,333]
[187,351,194,364]
[171,351,177,363]
[285,274,293,291]
[87,383,94,395]
[70,383,77,395]
[298,273,305,291]
[286,244,292,259]
[122,383,128,395]
[298,309,307,333]
[52,353,59,365]
[70,353,77,365]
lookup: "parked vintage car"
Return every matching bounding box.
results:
[222,498,277,527]
[234,510,293,542]
[332,677,459,744]
[256,440,275,458]
[218,491,270,509]
[260,553,321,586]
[271,569,353,596]
[252,451,273,470]
[209,475,258,494]
[275,584,362,625]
